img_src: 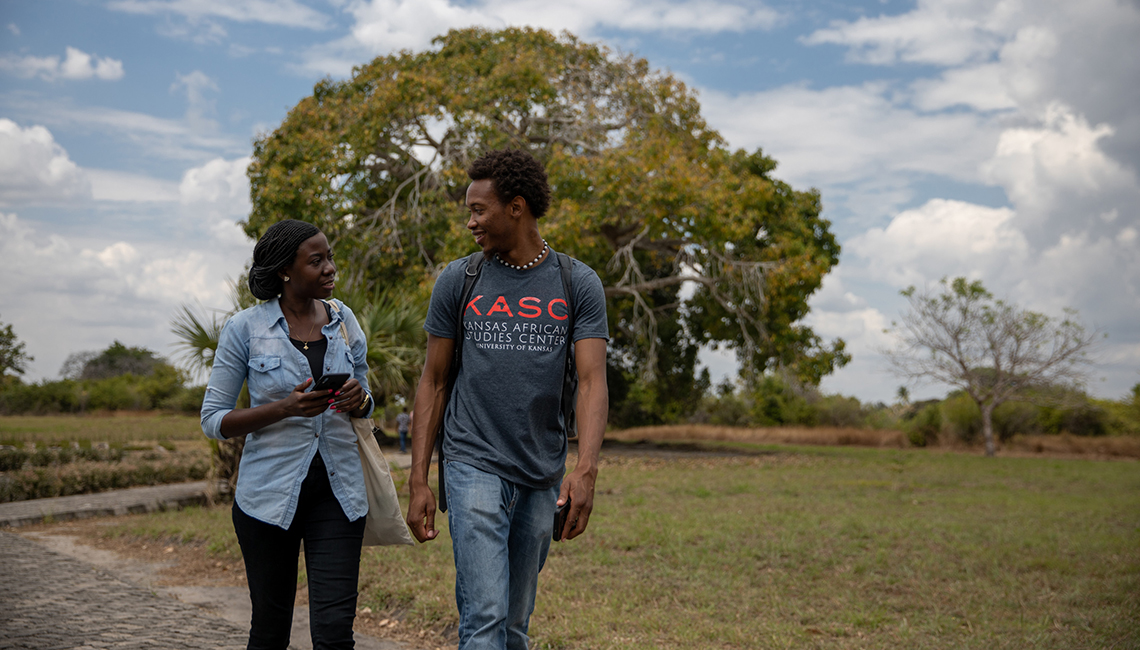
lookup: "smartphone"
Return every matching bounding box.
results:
[311,373,350,393]
[552,496,571,541]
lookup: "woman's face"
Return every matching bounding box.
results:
[280,232,336,300]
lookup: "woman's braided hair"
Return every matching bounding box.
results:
[247,219,321,300]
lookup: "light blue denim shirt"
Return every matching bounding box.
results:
[201,298,374,529]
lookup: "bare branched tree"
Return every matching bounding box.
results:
[884,277,1099,456]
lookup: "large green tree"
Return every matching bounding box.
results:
[247,27,847,400]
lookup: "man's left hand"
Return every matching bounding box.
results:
[556,465,597,541]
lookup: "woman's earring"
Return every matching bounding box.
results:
[283,276,290,282]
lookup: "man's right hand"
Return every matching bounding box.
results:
[406,482,439,543]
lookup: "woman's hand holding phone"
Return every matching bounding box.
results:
[329,378,365,414]
[282,378,334,418]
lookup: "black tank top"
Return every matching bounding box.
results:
[288,301,333,380]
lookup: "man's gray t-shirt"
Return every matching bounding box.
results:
[424,252,609,488]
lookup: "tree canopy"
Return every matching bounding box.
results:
[0,317,33,379]
[61,341,169,380]
[885,277,1098,456]
[247,27,847,405]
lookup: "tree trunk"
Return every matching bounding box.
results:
[981,403,996,457]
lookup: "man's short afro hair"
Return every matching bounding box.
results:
[467,149,551,219]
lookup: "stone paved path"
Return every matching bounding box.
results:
[0,530,248,649]
[0,452,421,649]
[0,482,213,529]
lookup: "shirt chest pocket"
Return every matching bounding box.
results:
[247,355,290,395]
[325,335,356,375]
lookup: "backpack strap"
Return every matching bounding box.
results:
[437,252,484,513]
[554,251,579,440]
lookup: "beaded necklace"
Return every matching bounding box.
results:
[495,240,548,270]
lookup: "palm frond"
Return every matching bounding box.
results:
[170,303,225,375]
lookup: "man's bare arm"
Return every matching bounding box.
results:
[405,333,456,543]
[557,337,608,541]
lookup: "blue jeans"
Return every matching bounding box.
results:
[444,460,560,650]
[232,453,366,650]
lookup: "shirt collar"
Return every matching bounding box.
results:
[261,298,344,333]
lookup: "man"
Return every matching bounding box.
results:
[395,407,410,453]
[407,149,609,650]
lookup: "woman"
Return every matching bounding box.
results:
[201,219,374,650]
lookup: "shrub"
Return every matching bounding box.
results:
[86,375,144,411]
[0,458,209,503]
[0,364,195,414]
[942,392,981,442]
[813,395,866,428]
[1038,399,1110,436]
[700,392,754,427]
[749,375,816,426]
[0,380,84,414]
[904,403,941,447]
[993,400,1042,440]
[160,384,206,413]
[0,445,124,470]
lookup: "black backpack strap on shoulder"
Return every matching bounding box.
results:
[438,252,484,513]
[555,251,579,440]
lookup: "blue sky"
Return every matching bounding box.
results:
[2,0,1138,402]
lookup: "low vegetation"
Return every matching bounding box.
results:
[90,444,1138,649]
[689,376,1140,445]
[0,455,209,502]
[0,341,203,415]
[0,413,210,503]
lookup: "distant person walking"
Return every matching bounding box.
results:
[406,149,609,650]
[396,407,411,453]
[200,219,376,650]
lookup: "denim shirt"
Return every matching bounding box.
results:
[201,298,374,529]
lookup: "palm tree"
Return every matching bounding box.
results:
[170,278,258,380]
[336,287,427,406]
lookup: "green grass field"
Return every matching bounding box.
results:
[99,443,1139,649]
[0,413,205,446]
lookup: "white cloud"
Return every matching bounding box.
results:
[910,63,1017,112]
[179,156,251,207]
[982,103,1135,222]
[179,156,255,249]
[87,170,181,202]
[7,23,19,37]
[0,203,252,382]
[302,0,781,75]
[171,70,220,131]
[3,98,243,162]
[846,198,1028,287]
[802,0,1010,66]
[0,119,91,205]
[0,47,125,81]
[107,0,333,29]
[802,0,1140,166]
[700,83,996,189]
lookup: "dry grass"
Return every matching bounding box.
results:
[1005,432,1140,459]
[608,424,1140,459]
[608,424,909,448]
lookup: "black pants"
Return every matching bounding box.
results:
[232,453,367,650]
